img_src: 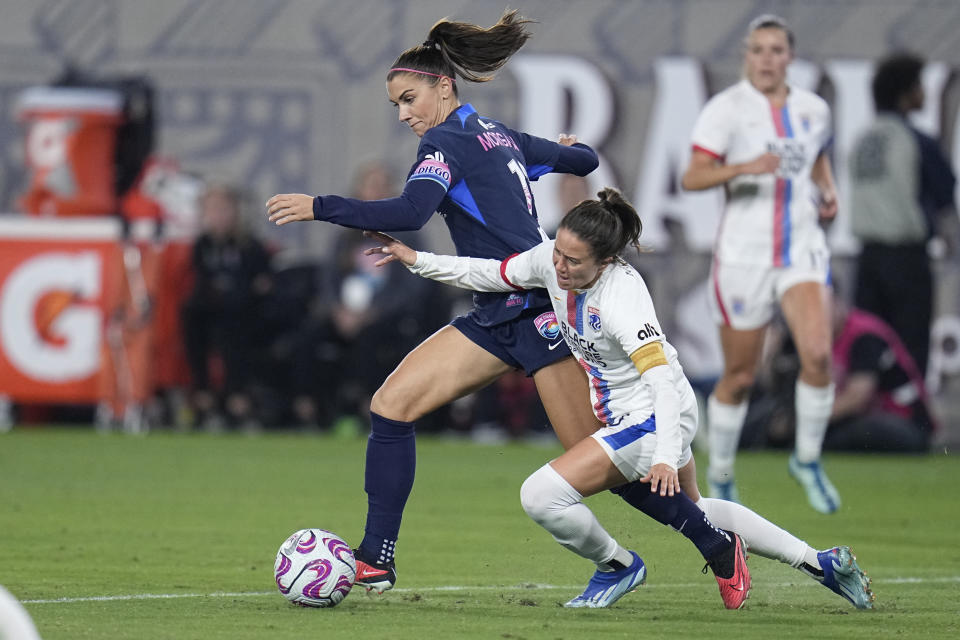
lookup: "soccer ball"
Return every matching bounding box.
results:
[274,528,356,607]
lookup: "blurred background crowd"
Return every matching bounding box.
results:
[1,0,958,452]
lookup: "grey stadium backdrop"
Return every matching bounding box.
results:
[1,0,958,436]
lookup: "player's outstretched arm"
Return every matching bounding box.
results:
[364,231,551,294]
[363,231,418,267]
[266,193,314,225]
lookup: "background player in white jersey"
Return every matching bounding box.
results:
[681,15,841,513]
[366,188,874,610]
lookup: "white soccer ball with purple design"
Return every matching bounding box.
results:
[274,528,356,607]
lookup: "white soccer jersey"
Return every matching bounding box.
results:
[690,79,832,267]
[410,240,691,469]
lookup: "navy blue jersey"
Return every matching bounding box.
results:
[313,102,598,326]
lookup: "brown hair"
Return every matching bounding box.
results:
[387,9,534,94]
[559,188,642,261]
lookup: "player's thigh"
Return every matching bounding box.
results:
[372,325,512,421]
[678,456,702,502]
[532,356,603,449]
[780,280,831,371]
[718,324,767,378]
[550,437,627,497]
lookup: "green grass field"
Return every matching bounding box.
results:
[1,427,958,639]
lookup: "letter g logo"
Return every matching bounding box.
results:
[0,251,102,382]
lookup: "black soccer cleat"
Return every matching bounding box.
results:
[353,548,397,594]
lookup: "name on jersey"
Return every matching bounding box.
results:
[409,158,451,189]
[476,131,520,153]
[637,322,661,341]
[561,320,606,367]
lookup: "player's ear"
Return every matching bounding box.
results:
[439,76,454,99]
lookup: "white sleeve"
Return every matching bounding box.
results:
[408,242,549,292]
[690,93,733,160]
[602,271,680,468]
[641,365,682,470]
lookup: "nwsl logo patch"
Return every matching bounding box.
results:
[505,293,524,307]
[588,306,602,331]
[409,158,451,189]
[534,311,560,339]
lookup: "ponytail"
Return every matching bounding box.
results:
[559,187,642,261]
[387,9,534,91]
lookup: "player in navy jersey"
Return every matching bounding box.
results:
[266,10,616,593]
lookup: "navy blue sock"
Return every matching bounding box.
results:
[359,412,416,565]
[611,481,731,560]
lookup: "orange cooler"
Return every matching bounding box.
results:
[16,86,123,216]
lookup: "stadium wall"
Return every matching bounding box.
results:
[0,0,958,437]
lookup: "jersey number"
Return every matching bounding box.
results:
[507,158,534,216]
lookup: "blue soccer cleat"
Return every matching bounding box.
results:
[788,454,841,514]
[564,551,646,608]
[818,546,875,609]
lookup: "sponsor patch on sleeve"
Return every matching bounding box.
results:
[408,158,451,191]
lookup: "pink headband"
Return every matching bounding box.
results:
[389,67,454,81]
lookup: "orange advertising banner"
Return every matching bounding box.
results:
[0,217,127,403]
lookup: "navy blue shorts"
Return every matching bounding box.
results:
[451,306,571,376]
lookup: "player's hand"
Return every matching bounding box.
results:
[640,463,680,497]
[740,152,780,176]
[818,189,838,222]
[266,193,315,225]
[558,133,578,146]
[363,231,417,267]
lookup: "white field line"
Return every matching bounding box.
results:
[19,576,960,605]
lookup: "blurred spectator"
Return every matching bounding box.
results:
[281,161,446,431]
[849,52,957,377]
[741,292,937,453]
[285,229,436,431]
[827,295,937,452]
[180,184,272,431]
[350,159,397,205]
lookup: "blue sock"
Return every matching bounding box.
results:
[359,412,416,565]
[612,481,731,560]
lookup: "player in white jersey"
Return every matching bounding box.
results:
[681,15,841,513]
[365,188,874,610]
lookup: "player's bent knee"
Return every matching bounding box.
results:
[370,383,420,423]
[520,464,579,527]
[520,466,563,525]
[718,371,755,402]
[800,347,831,378]
[520,472,549,522]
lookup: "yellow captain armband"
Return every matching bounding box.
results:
[630,342,668,375]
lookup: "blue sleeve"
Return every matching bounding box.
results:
[313,178,446,231]
[508,128,599,180]
[555,143,600,176]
